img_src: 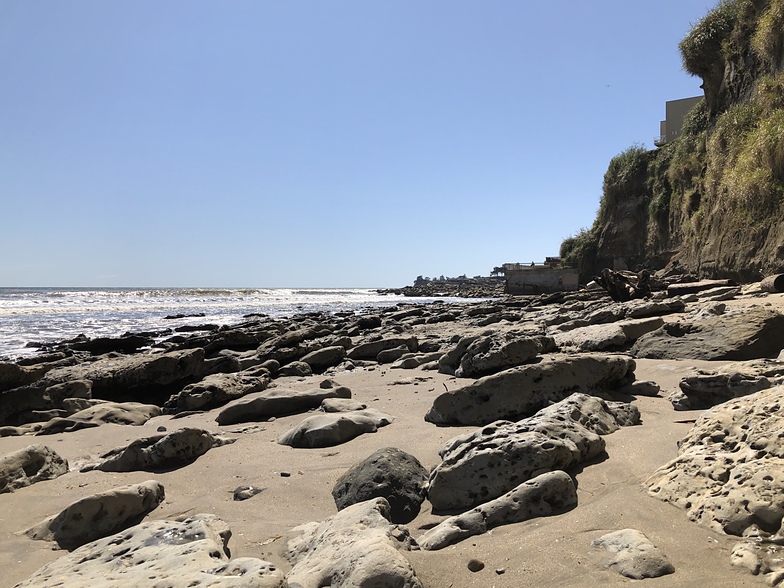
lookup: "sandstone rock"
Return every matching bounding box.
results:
[15,514,285,587]
[437,335,482,375]
[163,372,270,414]
[647,385,784,536]
[428,393,635,511]
[377,346,411,364]
[730,526,784,585]
[332,447,428,523]
[675,358,784,409]
[24,480,165,548]
[425,354,635,426]
[82,427,235,473]
[36,402,162,434]
[553,317,664,352]
[233,485,265,501]
[419,470,577,550]
[632,306,784,360]
[0,362,49,392]
[591,528,674,579]
[320,398,367,412]
[347,337,418,361]
[0,444,68,493]
[278,360,313,376]
[277,410,393,448]
[299,345,347,372]
[216,384,352,426]
[286,497,423,588]
[454,334,556,377]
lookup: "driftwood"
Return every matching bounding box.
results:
[594,268,651,302]
[667,279,737,297]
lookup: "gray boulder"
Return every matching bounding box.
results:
[591,529,674,579]
[332,447,428,523]
[15,514,285,588]
[429,393,637,511]
[0,362,50,392]
[418,470,577,550]
[278,360,313,377]
[82,427,235,473]
[163,372,270,414]
[300,345,347,372]
[674,358,784,409]
[24,480,165,548]
[426,354,635,426]
[320,398,367,412]
[553,317,663,352]
[647,385,784,536]
[216,383,352,426]
[454,334,556,378]
[36,401,162,434]
[0,444,68,493]
[347,336,418,361]
[286,497,423,588]
[632,306,784,360]
[277,410,393,448]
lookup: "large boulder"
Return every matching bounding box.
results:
[286,497,423,588]
[277,410,393,448]
[631,306,784,360]
[0,444,68,493]
[425,354,635,426]
[454,334,556,377]
[332,447,428,523]
[15,514,285,587]
[82,428,235,473]
[428,394,637,511]
[24,480,165,548]
[216,383,352,426]
[36,401,161,434]
[299,346,347,372]
[347,337,418,361]
[553,317,664,352]
[0,362,49,392]
[647,385,784,536]
[673,359,784,410]
[163,372,270,414]
[418,470,577,550]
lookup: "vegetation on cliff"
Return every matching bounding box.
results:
[562,0,784,283]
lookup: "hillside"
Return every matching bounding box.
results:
[561,0,784,283]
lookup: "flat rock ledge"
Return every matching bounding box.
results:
[428,393,638,511]
[647,385,784,537]
[418,470,577,550]
[425,354,635,426]
[591,528,675,579]
[24,480,165,549]
[14,514,285,588]
[286,497,423,588]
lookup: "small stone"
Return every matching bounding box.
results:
[156,426,167,432]
[280,471,291,477]
[233,485,265,501]
[495,568,506,575]
[467,559,485,572]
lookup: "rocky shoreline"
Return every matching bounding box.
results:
[2,281,784,586]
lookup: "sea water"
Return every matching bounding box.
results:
[0,287,469,360]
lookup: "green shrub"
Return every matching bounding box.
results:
[679,1,739,77]
[752,0,784,67]
[600,145,650,217]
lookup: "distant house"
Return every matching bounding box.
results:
[654,96,702,146]
[503,261,579,295]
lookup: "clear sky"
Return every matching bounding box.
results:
[1,1,714,288]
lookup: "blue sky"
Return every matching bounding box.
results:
[1,1,713,287]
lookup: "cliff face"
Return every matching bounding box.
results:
[562,0,784,282]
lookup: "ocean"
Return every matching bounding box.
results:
[0,287,470,360]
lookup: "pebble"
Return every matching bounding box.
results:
[467,559,485,572]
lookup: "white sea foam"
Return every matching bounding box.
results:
[0,287,469,360]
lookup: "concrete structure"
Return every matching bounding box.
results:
[503,262,579,295]
[654,96,702,146]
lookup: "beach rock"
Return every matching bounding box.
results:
[286,497,423,588]
[233,485,265,501]
[437,335,482,374]
[300,345,347,372]
[332,447,428,523]
[631,306,784,360]
[0,362,49,392]
[67,334,153,355]
[591,528,674,579]
[15,514,285,587]
[35,401,162,434]
[553,317,664,352]
[377,346,411,364]
[278,410,393,448]
[82,427,235,472]
[347,336,418,361]
[419,470,577,550]
[425,354,635,426]
[730,527,784,585]
[454,334,556,377]
[320,398,367,412]
[0,444,68,493]
[674,358,784,409]
[278,360,313,377]
[647,385,784,536]
[216,383,352,425]
[428,393,634,511]
[163,372,270,414]
[24,480,165,548]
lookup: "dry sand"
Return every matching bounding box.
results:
[2,297,780,587]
